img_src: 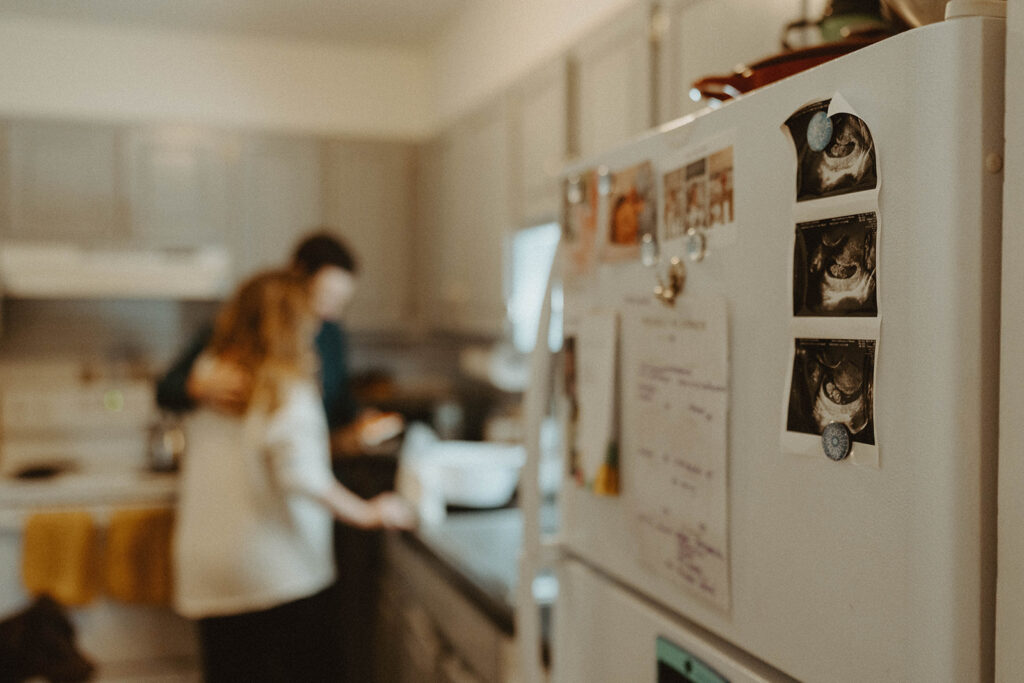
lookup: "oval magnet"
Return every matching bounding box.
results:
[597,166,611,196]
[806,111,833,152]
[567,176,584,204]
[821,422,852,461]
[684,228,707,262]
[641,232,659,267]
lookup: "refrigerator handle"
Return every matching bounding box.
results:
[517,238,564,683]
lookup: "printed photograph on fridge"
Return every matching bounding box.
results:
[603,161,656,261]
[793,212,878,316]
[562,334,583,486]
[662,165,687,241]
[785,99,877,201]
[707,146,734,227]
[562,171,599,277]
[684,158,708,233]
[787,337,876,445]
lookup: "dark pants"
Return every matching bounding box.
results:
[196,587,341,683]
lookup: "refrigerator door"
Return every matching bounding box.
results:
[553,558,795,682]
[557,17,1003,683]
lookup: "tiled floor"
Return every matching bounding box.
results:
[92,657,201,683]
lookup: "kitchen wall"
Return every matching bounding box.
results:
[0,298,215,372]
[0,1,650,138]
[0,2,647,138]
[429,0,827,128]
[0,297,506,440]
[0,15,433,138]
[427,0,636,128]
[0,1,824,138]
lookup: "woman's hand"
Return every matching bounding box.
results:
[370,493,417,530]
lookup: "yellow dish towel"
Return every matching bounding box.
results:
[21,510,100,607]
[104,507,175,606]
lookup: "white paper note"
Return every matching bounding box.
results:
[621,295,730,611]
[573,309,620,494]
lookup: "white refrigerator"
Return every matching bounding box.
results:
[521,13,1005,683]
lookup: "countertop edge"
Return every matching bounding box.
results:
[391,526,517,636]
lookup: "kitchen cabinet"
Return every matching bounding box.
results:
[376,530,518,683]
[235,133,323,282]
[430,99,512,338]
[509,59,570,228]
[413,136,444,331]
[0,114,419,333]
[569,1,655,159]
[1,120,128,244]
[323,139,416,332]
[124,125,237,249]
[656,0,802,124]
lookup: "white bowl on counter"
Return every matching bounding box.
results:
[430,441,525,509]
[397,425,527,524]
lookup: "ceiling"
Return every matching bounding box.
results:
[0,0,469,46]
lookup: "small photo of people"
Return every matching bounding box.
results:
[606,161,656,255]
[684,158,708,233]
[785,99,877,202]
[793,212,877,316]
[707,146,734,227]
[563,173,593,241]
[562,171,599,275]
[787,338,875,445]
[562,335,583,486]
[662,166,687,241]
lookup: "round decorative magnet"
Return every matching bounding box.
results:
[821,422,852,461]
[641,232,659,267]
[567,177,583,204]
[684,228,707,262]
[806,111,833,152]
[597,166,611,196]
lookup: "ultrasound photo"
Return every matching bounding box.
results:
[785,100,877,201]
[793,213,877,317]
[787,338,875,445]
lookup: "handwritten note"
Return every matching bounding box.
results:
[621,296,730,611]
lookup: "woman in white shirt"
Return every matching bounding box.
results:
[173,269,412,682]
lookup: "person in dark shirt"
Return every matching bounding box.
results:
[156,230,401,454]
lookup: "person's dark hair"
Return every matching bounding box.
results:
[291,230,359,277]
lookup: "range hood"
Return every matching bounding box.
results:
[0,243,232,300]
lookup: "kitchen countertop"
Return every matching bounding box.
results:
[0,469,178,510]
[0,454,551,638]
[0,449,393,513]
[397,501,559,635]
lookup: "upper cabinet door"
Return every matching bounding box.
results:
[570,2,655,160]
[235,134,323,281]
[510,59,570,228]
[125,126,237,249]
[414,137,445,330]
[434,99,512,337]
[323,139,416,332]
[656,0,799,124]
[2,120,127,243]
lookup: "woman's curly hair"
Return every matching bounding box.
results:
[207,269,318,413]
